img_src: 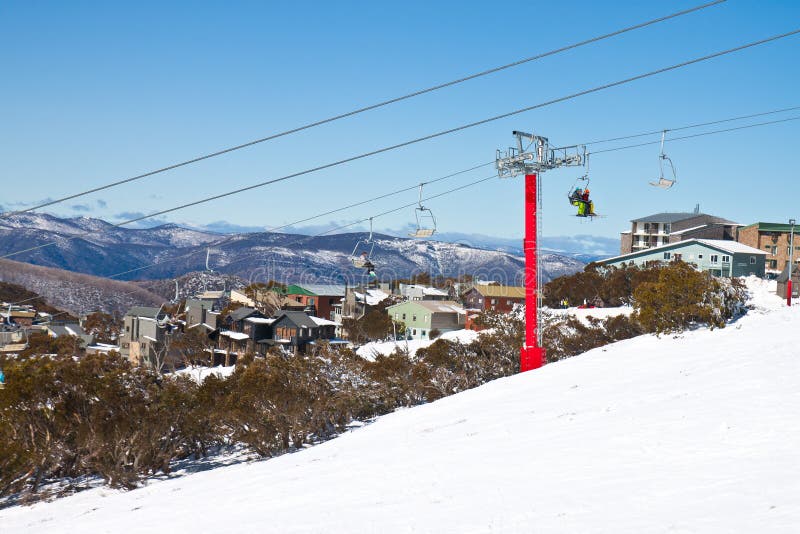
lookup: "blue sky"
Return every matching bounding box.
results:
[1,0,799,247]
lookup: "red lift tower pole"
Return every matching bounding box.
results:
[496,131,585,373]
[521,172,545,371]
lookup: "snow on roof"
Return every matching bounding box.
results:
[389,300,466,314]
[694,239,767,255]
[355,289,390,306]
[310,317,339,327]
[220,330,250,341]
[422,287,448,296]
[245,317,276,324]
[601,238,766,263]
[142,335,158,342]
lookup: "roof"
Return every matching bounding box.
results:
[126,306,163,319]
[669,224,708,236]
[471,285,526,299]
[311,317,340,327]
[228,307,261,322]
[273,311,319,329]
[740,222,797,233]
[632,212,739,225]
[694,239,767,255]
[601,238,766,264]
[286,284,346,297]
[281,297,306,308]
[388,300,466,315]
[48,324,87,337]
[196,290,225,300]
[220,330,250,341]
[9,311,36,318]
[245,317,276,324]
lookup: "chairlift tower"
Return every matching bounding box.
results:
[496,131,584,372]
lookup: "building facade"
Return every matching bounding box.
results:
[461,285,525,313]
[620,212,740,255]
[284,284,346,321]
[736,222,800,277]
[386,300,466,340]
[601,239,766,277]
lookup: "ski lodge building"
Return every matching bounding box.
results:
[598,239,766,278]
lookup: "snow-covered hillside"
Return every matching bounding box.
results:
[4,279,797,533]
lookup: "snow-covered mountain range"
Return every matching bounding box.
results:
[0,213,585,285]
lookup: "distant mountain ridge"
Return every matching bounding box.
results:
[0,213,586,285]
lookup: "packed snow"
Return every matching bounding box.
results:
[3,278,799,533]
[356,328,481,360]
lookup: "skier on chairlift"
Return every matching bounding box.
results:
[570,187,595,217]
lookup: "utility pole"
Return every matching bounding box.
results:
[496,131,584,372]
[788,218,796,306]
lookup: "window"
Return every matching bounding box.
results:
[663,252,671,260]
[308,298,315,305]
[722,255,730,263]
[769,259,778,269]
[710,255,719,264]
[421,330,427,337]
[491,299,497,305]
[674,253,682,261]
[750,256,756,265]
[663,223,671,234]
[395,313,399,320]
[412,329,417,336]
[402,313,406,320]
[412,315,417,322]
[643,222,650,233]
[698,254,703,259]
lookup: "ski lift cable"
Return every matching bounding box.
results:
[0,1,726,220]
[588,115,800,155]
[576,104,800,146]
[192,174,499,275]
[4,26,795,266]
[4,29,797,270]
[4,167,497,307]
[0,160,492,263]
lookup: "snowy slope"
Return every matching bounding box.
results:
[3,279,799,533]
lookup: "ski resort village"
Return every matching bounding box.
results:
[1,2,799,532]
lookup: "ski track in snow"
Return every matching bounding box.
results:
[2,278,799,533]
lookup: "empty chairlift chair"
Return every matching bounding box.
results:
[351,217,375,268]
[650,130,677,189]
[408,183,437,238]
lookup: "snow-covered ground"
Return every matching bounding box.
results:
[547,304,634,325]
[356,329,481,360]
[3,278,799,533]
[172,364,237,383]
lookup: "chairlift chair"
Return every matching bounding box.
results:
[650,130,676,189]
[566,154,597,217]
[351,217,375,268]
[409,183,437,238]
